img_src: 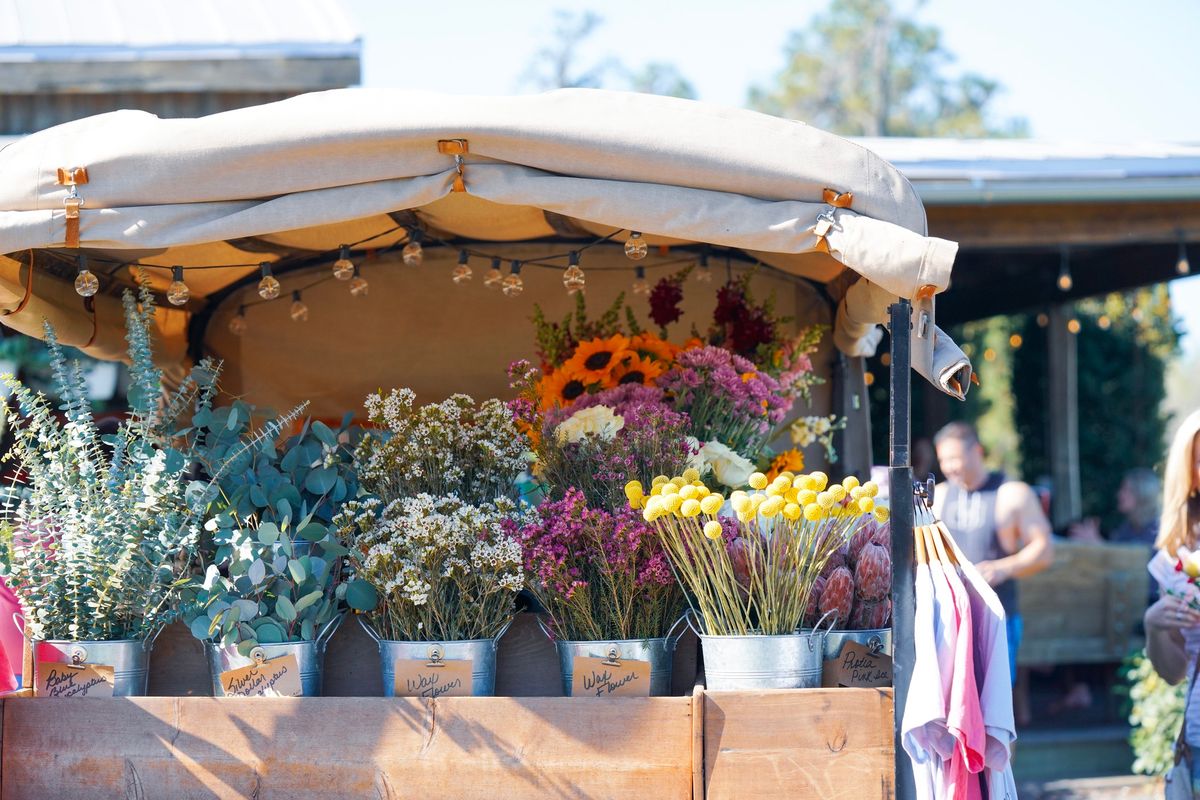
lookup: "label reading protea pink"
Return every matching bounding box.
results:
[822,640,892,688]
[36,662,115,698]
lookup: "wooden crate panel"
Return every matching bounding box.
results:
[1,696,693,800]
[703,688,894,800]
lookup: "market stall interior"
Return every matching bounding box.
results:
[0,88,974,799]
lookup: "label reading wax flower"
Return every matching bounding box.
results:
[571,656,650,697]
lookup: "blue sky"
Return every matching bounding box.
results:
[342,0,1200,352]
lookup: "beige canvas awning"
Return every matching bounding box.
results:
[0,88,968,414]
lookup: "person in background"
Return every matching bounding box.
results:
[1068,468,1161,546]
[933,421,1055,683]
[1144,410,1200,790]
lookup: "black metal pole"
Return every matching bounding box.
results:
[889,300,916,800]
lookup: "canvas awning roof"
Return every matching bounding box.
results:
[0,88,965,414]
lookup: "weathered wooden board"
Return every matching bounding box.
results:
[703,688,894,800]
[1,696,693,800]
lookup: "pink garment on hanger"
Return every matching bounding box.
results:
[0,577,23,692]
[937,558,986,800]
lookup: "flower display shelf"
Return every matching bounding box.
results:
[0,686,892,799]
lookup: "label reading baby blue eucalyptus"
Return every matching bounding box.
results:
[36,662,115,698]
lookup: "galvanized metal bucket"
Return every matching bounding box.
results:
[34,637,156,697]
[539,615,686,697]
[359,616,512,697]
[205,614,342,697]
[823,628,893,665]
[689,611,829,691]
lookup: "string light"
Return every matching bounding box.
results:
[1057,247,1073,292]
[632,265,650,295]
[624,231,648,260]
[290,290,309,322]
[983,347,997,362]
[167,265,190,306]
[484,257,504,289]
[1098,315,1111,330]
[332,245,355,281]
[695,250,712,283]
[1009,333,1023,348]
[349,265,369,297]
[452,250,473,284]
[1178,234,1191,275]
[562,251,585,294]
[1067,318,1081,334]
[1036,312,1049,328]
[229,305,247,336]
[502,261,524,298]
[74,254,99,298]
[257,262,281,300]
[401,228,425,267]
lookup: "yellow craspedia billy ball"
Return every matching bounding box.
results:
[842,475,860,492]
[682,467,701,483]
[874,505,891,523]
[680,498,702,518]
[700,494,724,515]
[704,520,724,540]
[816,491,835,509]
[857,497,875,513]
[760,495,786,517]
[783,502,802,521]
[731,494,752,515]
[809,471,829,491]
[661,482,680,496]
[803,503,824,521]
[862,481,880,498]
[748,472,769,490]
[624,480,644,506]
[652,475,670,487]
[679,484,699,501]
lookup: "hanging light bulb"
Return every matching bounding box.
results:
[349,265,369,297]
[257,262,281,300]
[562,251,586,295]
[167,265,190,306]
[502,261,525,298]
[74,254,99,297]
[289,290,309,322]
[483,257,504,289]
[695,250,713,283]
[1057,247,1073,292]
[1178,234,1191,275]
[624,231,648,260]
[452,250,473,284]
[332,245,355,281]
[402,228,425,267]
[229,305,247,336]
[632,265,651,295]
[1067,318,1081,334]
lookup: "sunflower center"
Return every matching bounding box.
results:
[562,380,586,400]
[618,371,645,385]
[584,352,613,370]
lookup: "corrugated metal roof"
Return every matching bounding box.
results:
[851,137,1200,204]
[0,0,359,60]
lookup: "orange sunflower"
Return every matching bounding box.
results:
[539,365,589,411]
[629,332,678,365]
[765,449,805,483]
[610,354,667,387]
[561,334,633,385]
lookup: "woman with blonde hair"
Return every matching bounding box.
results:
[1145,410,1200,791]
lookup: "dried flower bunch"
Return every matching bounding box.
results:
[512,488,683,641]
[629,468,886,636]
[355,388,528,507]
[0,284,238,641]
[812,516,893,631]
[341,388,531,642]
[339,494,525,641]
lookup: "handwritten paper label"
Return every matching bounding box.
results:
[36,661,115,698]
[220,653,303,697]
[571,655,651,697]
[393,650,473,698]
[822,640,892,688]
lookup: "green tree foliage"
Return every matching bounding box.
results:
[1012,287,1179,531]
[747,0,1027,137]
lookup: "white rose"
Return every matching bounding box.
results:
[554,405,625,444]
[698,440,755,489]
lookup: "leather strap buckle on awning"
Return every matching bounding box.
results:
[437,139,469,192]
[814,188,853,254]
[56,166,89,248]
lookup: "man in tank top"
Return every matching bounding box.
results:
[931,422,1055,684]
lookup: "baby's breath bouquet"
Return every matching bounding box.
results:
[338,494,526,641]
[340,388,532,642]
[0,284,233,642]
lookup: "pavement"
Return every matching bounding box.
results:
[1018,775,1161,800]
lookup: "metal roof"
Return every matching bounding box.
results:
[0,0,360,61]
[854,137,1200,204]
